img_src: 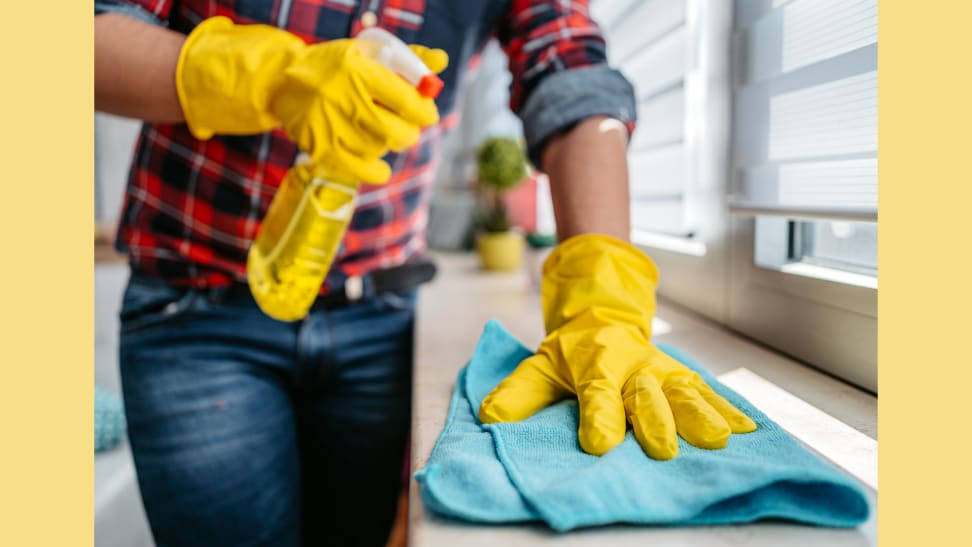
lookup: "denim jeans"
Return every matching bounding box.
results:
[119,273,416,547]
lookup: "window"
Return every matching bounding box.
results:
[593,0,698,237]
[730,0,877,391]
[799,221,877,276]
[594,0,878,392]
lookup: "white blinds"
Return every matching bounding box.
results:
[731,0,878,221]
[592,0,693,236]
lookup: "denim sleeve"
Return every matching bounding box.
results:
[94,1,165,27]
[518,64,637,169]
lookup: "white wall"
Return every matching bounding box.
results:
[94,113,141,226]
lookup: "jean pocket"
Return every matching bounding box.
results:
[119,275,199,334]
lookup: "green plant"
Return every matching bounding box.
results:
[476,136,528,233]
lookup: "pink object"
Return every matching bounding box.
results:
[503,169,539,232]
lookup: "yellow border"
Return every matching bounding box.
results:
[0,2,93,545]
[881,0,972,544]
[1,1,968,544]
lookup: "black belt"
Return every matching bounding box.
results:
[209,258,438,309]
[317,258,438,308]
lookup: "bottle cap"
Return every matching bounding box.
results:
[417,74,444,99]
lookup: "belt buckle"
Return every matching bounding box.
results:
[344,275,364,302]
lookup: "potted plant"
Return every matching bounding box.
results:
[475,136,529,271]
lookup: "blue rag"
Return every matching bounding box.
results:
[95,385,126,453]
[414,320,871,531]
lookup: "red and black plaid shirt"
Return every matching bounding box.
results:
[102,0,618,290]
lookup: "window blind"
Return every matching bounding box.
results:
[730,0,878,221]
[592,0,693,236]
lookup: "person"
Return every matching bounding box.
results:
[95,1,756,545]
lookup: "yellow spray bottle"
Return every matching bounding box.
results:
[247,28,443,321]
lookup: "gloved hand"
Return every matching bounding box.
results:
[479,234,757,460]
[175,16,445,183]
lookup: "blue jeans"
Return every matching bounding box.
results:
[119,274,416,547]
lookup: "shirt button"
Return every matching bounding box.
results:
[361,11,377,28]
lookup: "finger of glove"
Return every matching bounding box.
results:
[408,44,449,74]
[664,382,733,450]
[315,145,391,184]
[577,379,627,456]
[358,103,422,153]
[479,354,568,424]
[336,128,389,160]
[622,368,679,460]
[694,382,757,434]
[358,61,439,127]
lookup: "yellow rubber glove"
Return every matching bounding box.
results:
[175,16,444,183]
[479,234,757,460]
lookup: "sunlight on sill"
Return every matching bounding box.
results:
[717,368,877,490]
[651,316,673,336]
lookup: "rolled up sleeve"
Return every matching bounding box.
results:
[519,65,636,167]
[498,0,637,168]
[94,0,171,26]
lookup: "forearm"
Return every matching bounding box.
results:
[95,13,185,121]
[541,116,631,241]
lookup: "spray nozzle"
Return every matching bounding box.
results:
[355,27,444,99]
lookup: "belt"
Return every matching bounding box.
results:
[209,258,438,309]
[318,258,438,308]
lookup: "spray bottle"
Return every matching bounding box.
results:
[247,28,443,321]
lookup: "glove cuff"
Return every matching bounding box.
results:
[540,234,659,334]
[175,16,232,140]
[542,234,658,281]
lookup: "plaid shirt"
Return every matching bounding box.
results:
[97,0,633,290]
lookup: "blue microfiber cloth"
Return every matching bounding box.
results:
[95,385,126,453]
[414,320,871,531]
